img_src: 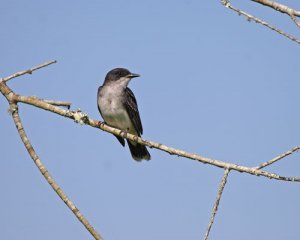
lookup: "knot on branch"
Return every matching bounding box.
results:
[8,103,18,115]
[72,109,89,125]
[221,0,231,8]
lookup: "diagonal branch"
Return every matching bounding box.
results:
[2,89,298,182]
[9,102,103,240]
[203,145,299,239]
[1,60,57,83]
[221,0,300,44]
[255,146,300,170]
[251,0,300,17]
[251,0,300,28]
[204,168,230,240]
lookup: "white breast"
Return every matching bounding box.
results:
[98,85,135,133]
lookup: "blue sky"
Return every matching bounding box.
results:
[1,1,300,239]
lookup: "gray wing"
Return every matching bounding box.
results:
[124,88,143,136]
[97,86,125,146]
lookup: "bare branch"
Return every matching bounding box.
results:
[251,0,300,17]
[290,14,300,28]
[9,102,103,240]
[44,100,72,108]
[22,96,72,108]
[31,96,72,108]
[204,146,300,239]
[221,0,300,44]
[251,0,300,28]
[6,91,298,182]
[1,60,57,83]
[204,168,230,240]
[255,146,300,170]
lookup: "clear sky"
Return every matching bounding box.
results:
[1,1,300,240]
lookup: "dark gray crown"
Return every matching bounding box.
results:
[104,68,131,83]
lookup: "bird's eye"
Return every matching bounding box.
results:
[117,71,126,78]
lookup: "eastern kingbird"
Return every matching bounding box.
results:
[97,68,151,161]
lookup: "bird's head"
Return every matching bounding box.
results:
[104,68,140,87]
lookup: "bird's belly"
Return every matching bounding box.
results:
[99,98,135,133]
[104,109,132,130]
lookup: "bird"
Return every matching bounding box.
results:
[97,68,151,161]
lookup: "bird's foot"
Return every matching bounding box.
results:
[120,129,129,139]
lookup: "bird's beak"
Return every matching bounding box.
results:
[128,73,140,79]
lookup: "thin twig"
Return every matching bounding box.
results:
[221,0,300,44]
[255,146,300,170]
[1,60,57,83]
[204,168,230,240]
[44,100,71,108]
[26,96,72,108]
[290,14,300,28]
[9,102,103,240]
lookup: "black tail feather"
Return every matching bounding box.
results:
[127,140,151,161]
[114,134,125,146]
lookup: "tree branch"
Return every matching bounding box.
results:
[221,0,300,44]
[0,81,298,182]
[204,168,230,240]
[8,102,103,240]
[255,146,300,170]
[1,60,57,83]
[251,0,300,28]
[203,146,300,239]
[37,97,71,108]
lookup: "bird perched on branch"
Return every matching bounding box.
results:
[97,68,151,161]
